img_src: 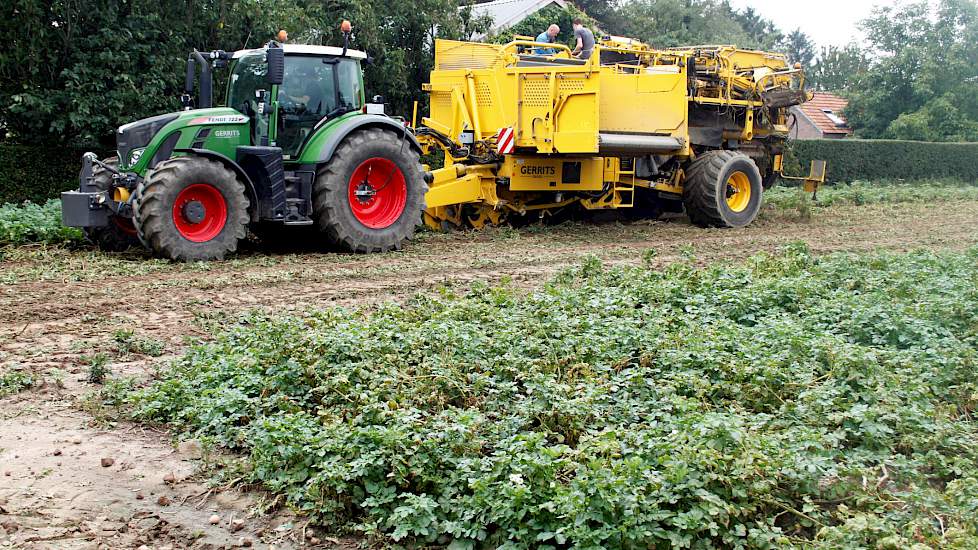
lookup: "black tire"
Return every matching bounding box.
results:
[313,128,426,253]
[683,150,763,228]
[763,170,781,190]
[132,156,250,261]
[82,157,141,252]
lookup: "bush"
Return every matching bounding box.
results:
[132,246,978,548]
[788,139,978,184]
[0,199,84,247]
[765,179,978,210]
[0,145,110,205]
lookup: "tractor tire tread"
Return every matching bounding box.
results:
[313,128,427,253]
[683,150,762,228]
[133,157,249,261]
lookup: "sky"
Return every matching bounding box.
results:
[725,0,902,48]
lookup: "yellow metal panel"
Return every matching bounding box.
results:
[501,156,604,191]
[599,69,687,135]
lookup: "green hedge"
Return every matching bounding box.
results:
[0,145,110,205]
[788,139,978,183]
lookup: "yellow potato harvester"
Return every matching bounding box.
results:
[415,36,824,229]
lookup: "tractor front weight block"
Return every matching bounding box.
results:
[62,152,112,228]
[61,190,110,228]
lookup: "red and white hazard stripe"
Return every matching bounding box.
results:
[496,127,515,155]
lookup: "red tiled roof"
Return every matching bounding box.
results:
[797,92,852,136]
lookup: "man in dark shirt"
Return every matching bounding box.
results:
[572,18,595,60]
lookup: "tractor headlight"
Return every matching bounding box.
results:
[129,148,145,165]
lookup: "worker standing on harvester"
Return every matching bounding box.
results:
[571,18,594,60]
[533,24,560,55]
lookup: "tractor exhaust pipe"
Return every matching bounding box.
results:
[182,50,213,110]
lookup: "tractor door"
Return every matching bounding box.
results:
[227,52,271,145]
[277,55,364,158]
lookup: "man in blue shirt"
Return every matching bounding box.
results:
[533,24,560,56]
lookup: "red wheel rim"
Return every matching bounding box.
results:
[347,158,408,229]
[171,183,228,242]
[113,216,138,237]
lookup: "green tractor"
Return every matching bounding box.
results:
[62,30,427,261]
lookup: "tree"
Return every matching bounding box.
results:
[780,28,816,67]
[0,0,486,147]
[845,0,978,141]
[732,6,783,50]
[810,44,868,92]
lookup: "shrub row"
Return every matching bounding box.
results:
[788,139,978,183]
[0,144,111,205]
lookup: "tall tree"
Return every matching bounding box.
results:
[845,0,978,141]
[780,28,816,67]
[810,44,868,92]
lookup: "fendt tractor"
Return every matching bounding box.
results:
[62,24,427,261]
[415,36,824,229]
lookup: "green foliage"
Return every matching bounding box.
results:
[616,0,777,49]
[765,180,978,210]
[810,44,868,92]
[788,139,978,183]
[113,329,166,358]
[85,353,111,384]
[489,5,594,50]
[0,366,35,397]
[0,199,84,247]
[845,0,978,141]
[781,29,816,67]
[132,246,978,548]
[0,0,488,148]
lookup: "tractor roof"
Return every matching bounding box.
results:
[233,44,367,60]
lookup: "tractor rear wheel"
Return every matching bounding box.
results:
[313,128,426,253]
[683,150,763,228]
[132,156,250,261]
[82,157,141,252]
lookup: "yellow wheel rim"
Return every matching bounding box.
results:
[725,171,751,213]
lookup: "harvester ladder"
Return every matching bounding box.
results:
[615,158,637,208]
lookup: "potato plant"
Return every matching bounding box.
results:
[133,244,978,548]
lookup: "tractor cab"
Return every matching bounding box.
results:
[226,45,367,157]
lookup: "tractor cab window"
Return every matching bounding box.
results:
[277,56,363,157]
[228,53,268,143]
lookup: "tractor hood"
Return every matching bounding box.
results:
[117,113,179,167]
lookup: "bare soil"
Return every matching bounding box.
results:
[2,201,978,549]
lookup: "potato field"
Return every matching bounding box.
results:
[1,182,978,549]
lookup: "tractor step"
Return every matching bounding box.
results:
[282,219,314,226]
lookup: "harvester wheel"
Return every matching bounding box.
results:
[132,156,250,261]
[82,157,141,252]
[683,150,762,228]
[313,128,426,252]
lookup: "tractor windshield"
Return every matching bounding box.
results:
[277,56,364,157]
[228,52,268,143]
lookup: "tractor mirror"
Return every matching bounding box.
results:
[266,47,285,85]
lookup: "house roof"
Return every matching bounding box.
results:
[795,92,852,136]
[466,0,568,40]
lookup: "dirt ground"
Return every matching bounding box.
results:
[3,201,978,549]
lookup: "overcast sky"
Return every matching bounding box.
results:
[726,0,903,48]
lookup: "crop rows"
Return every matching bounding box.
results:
[131,244,978,548]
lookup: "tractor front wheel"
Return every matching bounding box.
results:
[133,157,250,261]
[313,128,426,253]
[83,157,141,252]
[683,150,763,228]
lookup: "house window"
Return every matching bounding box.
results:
[822,109,847,127]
